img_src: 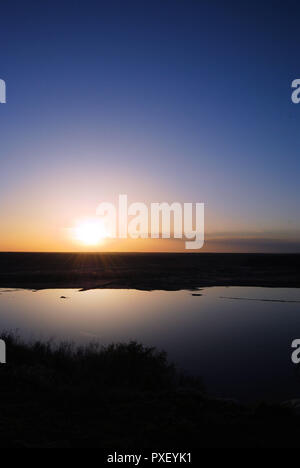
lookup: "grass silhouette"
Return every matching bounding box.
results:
[0,333,299,448]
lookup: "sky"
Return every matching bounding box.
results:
[0,0,299,252]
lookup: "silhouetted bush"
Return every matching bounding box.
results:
[0,333,299,448]
[0,334,197,392]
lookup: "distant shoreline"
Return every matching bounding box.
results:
[0,252,299,291]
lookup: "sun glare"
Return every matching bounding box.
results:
[73,219,108,246]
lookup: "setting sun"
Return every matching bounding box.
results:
[73,219,108,246]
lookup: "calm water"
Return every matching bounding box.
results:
[1,286,300,402]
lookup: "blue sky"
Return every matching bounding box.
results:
[0,0,299,251]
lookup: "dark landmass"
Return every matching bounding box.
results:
[0,252,299,290]
[0,334,300,448]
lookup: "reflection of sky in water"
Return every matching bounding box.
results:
[1,287,300,402]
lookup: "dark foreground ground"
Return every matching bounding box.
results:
[1,253,300,448]
[0,335,300,448]
[0,252,299,290]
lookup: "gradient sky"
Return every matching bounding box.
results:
[0,0,299,252]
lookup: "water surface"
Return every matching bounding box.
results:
[1,286,300,401]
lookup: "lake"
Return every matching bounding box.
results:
[0,286,300,402]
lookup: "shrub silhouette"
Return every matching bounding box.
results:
[0,333,299,448]
[1,334,183,391]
